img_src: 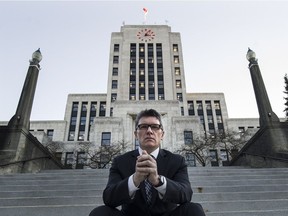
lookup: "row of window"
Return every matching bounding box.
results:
[129,43,165,101]
[68,101,106,141]
[29,129,54,139]
[62,147,229,169]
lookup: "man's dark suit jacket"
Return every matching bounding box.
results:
[103,149,193,216]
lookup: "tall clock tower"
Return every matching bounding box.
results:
[105,25,188,116]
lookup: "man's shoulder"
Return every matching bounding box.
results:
[160,149,184,160]
[114,149,137,161]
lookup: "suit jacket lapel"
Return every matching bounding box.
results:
[156,149,167,175]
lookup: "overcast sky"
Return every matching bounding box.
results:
[1,0,288,121]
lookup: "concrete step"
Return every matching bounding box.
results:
[0,167,287,216]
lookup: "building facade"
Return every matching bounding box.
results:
[1,25,264,167]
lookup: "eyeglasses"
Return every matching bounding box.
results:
[137,124,162,131]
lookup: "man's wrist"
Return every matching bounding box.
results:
[152,175,164,187]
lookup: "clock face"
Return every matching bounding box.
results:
[137,29,155,42]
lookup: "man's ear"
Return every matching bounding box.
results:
[161,131,165,139]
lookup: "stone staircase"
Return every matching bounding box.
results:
[0,167,288,216]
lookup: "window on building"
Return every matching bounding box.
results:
[148,43,153,53]
[186,153,196,167]
[216,115,222,123]
[112,80,118,89]
[99,102,106,116]
[199,115,205,124]
[88,102,97,141]
[91,102,97,112]
[181,107,184,116]
[76,152,86,169]
[209,129,215,137]
[207,115,213,124]
[188,101,195,116]
[69,117,76,126]
[220,149,228,161]
[148,67,154,75]
[112,67,118,76]
[214,100,221,110]
[238,127,245,135]
[205,101,212,110]
[175,67,181,75]
[111,93,117,102]
[149,93,155,100]
[156,43,162,55]
[130,68,136,75]
[78,131,85,141]
[158,94,164,100]
[130,94,136,100]
[209,150,219,166]
[101,132,111,146]
[113,56,119,64]
[68,102,78,141]
[65,152,74,168]
[72,102,79,113]
[177,93,183,102]
[68,131,75,141]
[78,102,87,139]
[184,131,193,144]
[89,102,97,124]
[139,57,145,64]
[110,107,113,117]
[140,69,145,75]
[80,116,86,126]
[157,56,163,64]
[130,81,136,88]
[114,44,119,52]
[139,44,145,53]
[176,80,182,88]
[196,101,203,110]
[173,44,178,52]
[47,129,54,140]
[158,80,164,88]
[100,154,110,168]
[130,43,136,53]
[174,56,179,64]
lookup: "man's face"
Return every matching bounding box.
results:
[134,116,164,152]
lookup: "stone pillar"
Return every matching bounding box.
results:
[246,48,279,127]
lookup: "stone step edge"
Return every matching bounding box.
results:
[1,190,288,198]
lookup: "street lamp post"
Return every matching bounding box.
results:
[8,49,42,130]
[246,48,279,127]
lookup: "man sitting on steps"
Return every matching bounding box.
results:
[89,108,206,216]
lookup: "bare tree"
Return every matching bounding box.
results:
[177,136,217,166]
[79,140,129,169]
[177,130,252,166]
[45,141,62,154]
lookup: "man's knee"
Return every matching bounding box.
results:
[187,202,206,215]
[179,202,206,216]
[89,205,122,216]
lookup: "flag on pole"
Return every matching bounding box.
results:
[143,7,148,15]
[143,7,148,23]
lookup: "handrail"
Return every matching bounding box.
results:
[242,151,288,163]
[0,156,51,167]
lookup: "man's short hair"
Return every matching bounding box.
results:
[135,109,163,129]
